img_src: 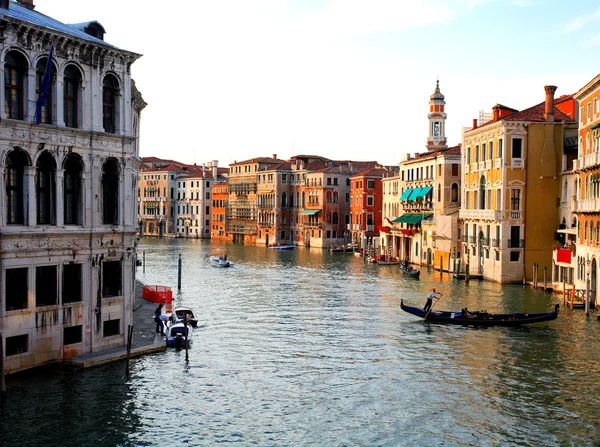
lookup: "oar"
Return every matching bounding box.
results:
[424,293,443,320]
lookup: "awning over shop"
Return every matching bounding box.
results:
[417,186,432,198]
[392,213,433,224]
[400,188,413,201]
[407,188,423,201]
[299,209,321,215]
[590,123,600,130]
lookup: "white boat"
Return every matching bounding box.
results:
[165,321,193,348]
[172,306,198,328]
[210,255,231,268]
[269,245,295,250]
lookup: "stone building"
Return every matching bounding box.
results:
[0,0,145,373]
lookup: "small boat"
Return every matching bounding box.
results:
[210,255,231,267]
[165,321,193,348]
[400,264,421,278]
[329,244,355,253]
[353,249,363,257]
[400,300,559,327]
[269,245,295,250]
[172,306,198,328]
[376,258,400,266]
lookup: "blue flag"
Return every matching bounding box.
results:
[35,44,53,125]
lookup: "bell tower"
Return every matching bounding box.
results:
[426,80,447,151]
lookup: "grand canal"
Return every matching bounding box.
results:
[2,238,600,446]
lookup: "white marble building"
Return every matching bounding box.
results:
[0,0,145,373]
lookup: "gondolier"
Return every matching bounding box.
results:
[424,288,438,313]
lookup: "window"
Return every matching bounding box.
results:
[63,263,82,303]
[510,251,520,262]
[367,196,374,206]
[36,265,57,307]
[282,192,287,208]
[6,335,28,356]
[64,65,81,128]
[64,325,83,345]
[36,151,56,225]
[367,180,375,189]
[511,138,522,159]
[451,164,458,176]
[36,57,55,124]
[6,268,28,311]
[205,192,210,200]
[4,51,27,120]
[103,319,120,337]
[482,143,486,161]
[102,260,122,297]
[479,176,486,209]
[498,139,503,158]
[489,141,494,160]
[102,159,119,225]
[102,75,119,133]
[467,147,471,164]
[332,212,339,224]
[510,189,521,210]
[64,155,83,225]
[451,183,459,202]
[6,148,29,225]
[475,145,479,162]
[437,184,441,202]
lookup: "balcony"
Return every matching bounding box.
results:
[422,218,436,226]
[575,198,600,212]
[478,161,485,171]
[485,160,492,170]
[366,225,374,232]
[574,151,600,172]
[303,222,322,229]
[509,211,522,219]
[492,238,500,248]
[495,158,502,169]
[471,163,478,172]
[463,235,469,243]
[464,164,469,174]
[508,239,524,248]
[459,209,503,221]
[469,236,476,244]
[511,158,524,168]
[482,237,490,246]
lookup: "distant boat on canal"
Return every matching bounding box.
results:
[269,244,295,250]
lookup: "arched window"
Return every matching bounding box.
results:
[102,159,120,225]
[480,176,486,209]
[326,212,331,223]
[64,154,83,225]
[36,57,55,124]
[437,184,441,202]
[333,191,339,203]
[302,192,305,208]
[585,221,588,241]
[5,148,30,224]
[102,75,119,133]
[36,151,56,225]
[64,65,82,128]
[5,51,27,120]
[281,191,287,208]
[451,183,459,202]
[572,216,577,229]
[332,212,338,224]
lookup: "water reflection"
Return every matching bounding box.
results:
[1,238,599,446]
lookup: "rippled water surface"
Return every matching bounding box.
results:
[2,238,600,446]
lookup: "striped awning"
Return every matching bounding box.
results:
[299,209,320,215]
[407,188,423,201]
[392,213,433,224]
[400,188,413,201]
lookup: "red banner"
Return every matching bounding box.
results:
[557,248,571,264]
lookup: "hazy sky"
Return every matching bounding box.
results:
[35,0,598,167]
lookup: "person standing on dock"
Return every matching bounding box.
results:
[424,288,437,313]
[154,304,165,335]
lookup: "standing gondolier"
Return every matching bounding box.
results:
[424,288,438,313]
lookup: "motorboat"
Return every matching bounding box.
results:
[210,255,231,267]
[172,306,198,328]
[269,245,295,250]
[165,320,193,348]
[400,300,559,327]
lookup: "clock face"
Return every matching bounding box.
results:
[433,122,440,138]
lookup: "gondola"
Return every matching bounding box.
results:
[400,300,559,327]
[400,264,421,278]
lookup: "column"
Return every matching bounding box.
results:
[56,168,64,226]
[0,61,5,120]
[26,166,35,226]
[55,77,65,127]
[26,67,36,122]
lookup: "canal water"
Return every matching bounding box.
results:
[2,238,600,446]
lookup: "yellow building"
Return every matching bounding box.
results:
[461,86,577,283]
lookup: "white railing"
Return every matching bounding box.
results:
[478,161,485,170]
[459,209,503,221]
[422,219,436,226]
[574,152,600,171]
[366,225,374,231]
[471,163,478,172]
[495,158,502,169]
[485,160,492,170]
[509,211,521,219]
[464,164,469,174]
[511,158,524,168]
[575,198,600,212]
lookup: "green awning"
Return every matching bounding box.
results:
[392,213,433,224]
[591,123,600,130]
[299,209,320,215]
[407,188,422,201]
[400,188,413,201]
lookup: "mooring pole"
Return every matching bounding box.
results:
[544,266,547,291]
[563,279,566,306]
[0,334,6,398]
[125,325,133,377]
[178,254,182,291]
[143,250,145,274]
[184,315,189,362]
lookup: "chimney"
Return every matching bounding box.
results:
[212,160,218,179]
[544,85,557,122]
[492,106,499,122]
[472,119,478,130]
[273,154,277,159]
[17,0,35,10]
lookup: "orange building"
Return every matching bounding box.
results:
[349,168,388,249]
[211,181,229,240]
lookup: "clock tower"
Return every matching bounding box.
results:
[426,80,447,151]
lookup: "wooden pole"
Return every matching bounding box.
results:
[143,250,145,274]
[0,334,6,398]
[457,260,461,279]
[125,325,133,377]
[184,314,189,362]
[563,279,566,306]
[177,254,182,291]
[544,266,547,291]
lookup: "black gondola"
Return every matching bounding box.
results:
[400,300,559,327]
[400,264,421,278]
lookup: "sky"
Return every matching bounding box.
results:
[35,0,600,168]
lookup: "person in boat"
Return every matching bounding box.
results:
[154,304,165,335]
[223,253,227,261]
[461,307,474,318]
[424,288,437,313]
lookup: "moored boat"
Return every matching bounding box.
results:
[400,300,559,327]
[376,258,400,266]
[165,321,193,348]
[269,245,295,250]
[172,306,198,328]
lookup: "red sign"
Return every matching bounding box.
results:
[557,248,571,264]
